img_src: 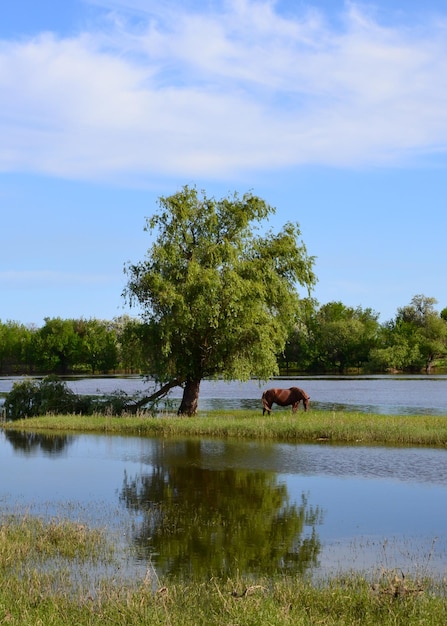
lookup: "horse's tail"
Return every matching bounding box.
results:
[262,391,270,413]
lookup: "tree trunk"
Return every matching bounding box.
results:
[177,379,201,416]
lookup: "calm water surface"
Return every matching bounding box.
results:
[1,430,447,580]
[1,375,446,580]
[1,374,447,414]
[65,374,447,414]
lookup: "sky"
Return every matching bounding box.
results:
[1,0,447,327]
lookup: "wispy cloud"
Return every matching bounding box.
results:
[1,0,447,183]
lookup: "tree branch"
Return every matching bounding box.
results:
[124,378,183,413]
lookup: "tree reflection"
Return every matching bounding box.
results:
[120,440,323,580]
[3,430,73,456]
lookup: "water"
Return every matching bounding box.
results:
[2,430,447,581]
[1,375,446,580]
[1,374,447,415]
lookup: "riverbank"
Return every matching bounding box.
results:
[1,515,446,626]
[3,409,447,447]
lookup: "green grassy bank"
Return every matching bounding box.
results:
[1,515,446,626]
[3,409,447,447]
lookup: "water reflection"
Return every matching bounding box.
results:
[120,439,323,580]
[3,430,73,456]
[2,430,447,581]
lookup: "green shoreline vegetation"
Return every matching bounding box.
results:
[3,409,447,447]
[1,514,446,625]
[2,411,447,624]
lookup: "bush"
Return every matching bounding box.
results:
[3,376,148,420]
[4,376,81,420]
[3,378,39,420]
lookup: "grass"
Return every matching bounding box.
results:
[1,515,446,625]
[3,408,447,447]
[0,514,110,563]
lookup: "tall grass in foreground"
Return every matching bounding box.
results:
[4,409,447,447]
[0,515,446,626]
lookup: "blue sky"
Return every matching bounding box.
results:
[1,0,447,327]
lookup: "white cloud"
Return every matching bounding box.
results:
[1,1,447,183]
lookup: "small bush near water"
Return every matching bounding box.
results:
[1,515,446,626]
[3,376,140,420]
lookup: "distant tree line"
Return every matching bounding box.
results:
[1,295,446,377]
[0,315,147,376]
[280,294,447,374]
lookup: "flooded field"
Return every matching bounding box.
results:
[2,429,447,581]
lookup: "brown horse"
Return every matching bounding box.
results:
[262,387,310,415]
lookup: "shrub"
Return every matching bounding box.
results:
[4,376,80,420]
[3,376,151,420]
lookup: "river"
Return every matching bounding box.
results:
[1,374,447,414]
[1,374,447,582]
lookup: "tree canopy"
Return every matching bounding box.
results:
[124,185,316,415]
[311,302,381,373]
[370,295,447,373]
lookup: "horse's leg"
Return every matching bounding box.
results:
[292,402,299,413]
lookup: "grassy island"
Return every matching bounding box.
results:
[3,409,447,448]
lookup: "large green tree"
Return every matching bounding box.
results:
[76,318,119,374]
[371,295,447,373]
[310,302,380,373]
[124,185,316,415]
[0,321,34,374]
[33,317,82,374]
